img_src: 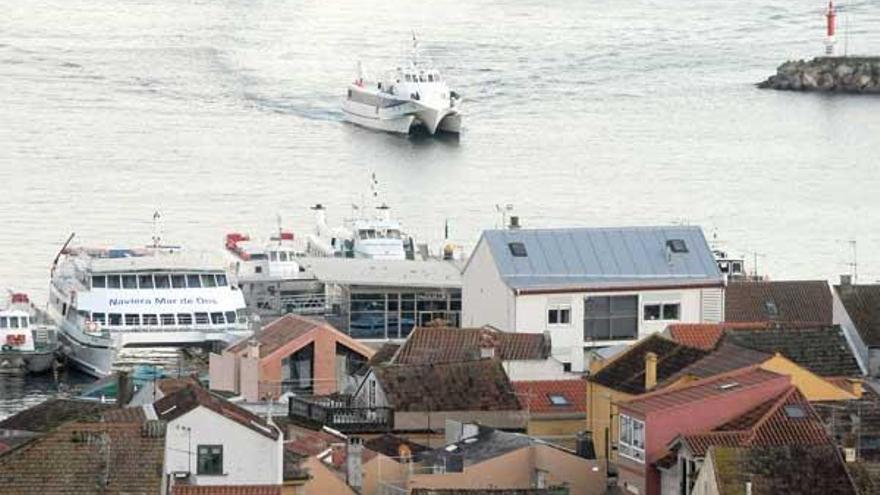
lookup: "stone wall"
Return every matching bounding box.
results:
[758,56,880,93]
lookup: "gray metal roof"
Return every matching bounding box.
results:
[479,226,723,291]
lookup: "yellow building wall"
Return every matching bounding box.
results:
[527,417,586,449]
[301,457,357,495]
[759,355,857,402]
[586,380,633,461]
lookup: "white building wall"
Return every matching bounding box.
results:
[502,358,573,381]
[462,240,515,330]
[832,289,871,376]
[513,288,715,373]
[165,406,282,487]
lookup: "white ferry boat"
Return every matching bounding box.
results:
[48,242,250,377]
[306,203,415,261]
[0,293,59,374]
[225,228,308,280]
[342,36,462,135]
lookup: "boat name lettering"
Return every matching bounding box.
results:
[108,297,219,306]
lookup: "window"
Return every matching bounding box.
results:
[210,312,224,325]
[171,274,186,288]
[142,314,158,326]
[187,275,201,288]
[92,276,106,288]
[194,312,209,325]
[619,414,645,462]
[122,275,138,289]
[216,274,228,287]
[124,314,140,326]
[20,318,28,328]
[547,305,571,326]
[279,251,288,262]
[508,242,528,257]
[643,303,681,321]
[160,314,176,325]
[225,311,237,324]
[138,275,154,289]
[269,251,277,262]
[92,312,106,325]
[201,274,217,288]
[177,313,193,326]
[0,317,6,328]
[154,275,171,289]
[107,275,121,289]
[784,405,807,418]
[585,295,638,341]
[197,445,223,475]
[9,317,18,328]
[109,313,122,326]
[666,239,688,253]
[548,394,570,406]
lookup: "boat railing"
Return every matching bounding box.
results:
[278,293,329,316]
[288,394,394,432]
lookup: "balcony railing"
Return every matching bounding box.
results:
[288,395,394,432]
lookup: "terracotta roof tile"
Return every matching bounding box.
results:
[679,387,831,457]
[835,284,880,347]
[172,486,282,495]
[154,385,279,440]
[589,334,708,395]
[511,380,586,414]
[227,314,373,360]
[369,343,400,366]
[394,326,550,364]
[666,322,775,351]
[156,376,202,395]
[724,280,832,324]
[722,325,862,377]
[0,421,165,494]
[621,366,786,414]
[101,405,148,423]
[374,360,521,412]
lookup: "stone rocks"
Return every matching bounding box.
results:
[758,56,880,93]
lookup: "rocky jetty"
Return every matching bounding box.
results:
[758,56,880,93]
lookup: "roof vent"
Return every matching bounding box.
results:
[666,239,688,254]
[764,300,779,319]
[508,216,521,229]
[718,382,740,390]
[508,242,527,257]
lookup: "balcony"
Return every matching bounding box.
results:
[288,395,394,433]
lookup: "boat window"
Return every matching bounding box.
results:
[225,311,237,324]
[194,312,209,325]
[124,314,140,326]
[138,275,154,289]
[122,275,138,289]
[107,275,122,289]
[210,312,224,325]
[387,229,402,239]
[9,317,18,328]
[215,274,228,287]
[171,274,186,288]
[269,251,277,261]
[405,74,411,82]
[177,313,193,325]
[109,313,122,326]
[428,74,434,82]
[92,313,106,325]
[154,275,171,289]
[142,314,158,325]
[279,251,288,262]
[201,274,217,288]
[20,318,28,328]
[0,317,6,328]
[187,275,201,288]
[92,276,106,288]
[161,314,175,325]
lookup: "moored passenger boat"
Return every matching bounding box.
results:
[0,292,59,374]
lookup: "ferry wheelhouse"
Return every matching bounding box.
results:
[0,293,59,373]
[48,246,250,377]
[306,203,414,261]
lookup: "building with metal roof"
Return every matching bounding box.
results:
[462,226,725,372]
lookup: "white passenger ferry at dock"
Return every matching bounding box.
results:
[342,36,462,135]
[48,241,250,377]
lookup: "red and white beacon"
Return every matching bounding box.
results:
[825,0,837,55]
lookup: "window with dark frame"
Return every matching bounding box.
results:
[197,445,223,475]
[547,305,572,326]
[584,295,638,341]
[643,303,681,321]
[547,394,570,406]
[508,242,528,257]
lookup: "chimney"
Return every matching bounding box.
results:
[840,274,853,288]
[346,437,364,492]
[479,331,497,359]
[116,371,132,407]
[508,216,521,230]
[247,339,260,359]
[644,352,658,391]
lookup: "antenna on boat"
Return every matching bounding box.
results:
[151,211,162,248]
[51,232,76,274]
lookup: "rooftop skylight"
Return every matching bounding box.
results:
[508,242,528,257]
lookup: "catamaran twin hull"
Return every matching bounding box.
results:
[342,92,461,135]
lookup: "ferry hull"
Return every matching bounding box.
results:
[0,350,56,374]
[342,96,461,135]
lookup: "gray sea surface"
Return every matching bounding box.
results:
[1,0,879,418]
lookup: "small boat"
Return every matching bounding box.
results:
[0,292,59,374]
[342,35,462,135]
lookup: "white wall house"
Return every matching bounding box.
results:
[153,385,284,492]
[832,280,878,376]
[462,226,725,373]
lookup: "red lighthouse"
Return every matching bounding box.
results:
[825,0,837,55]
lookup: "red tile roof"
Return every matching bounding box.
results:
[0,421,165,494]
[227,314,373,360]
[154,385,279,440]
[666,322,774,351]
[725,280,832,324]
[620,366,787,415]
[678,387,831,456]
[394,326,550,365]
[172,486,282,495]
[101,405,148,423]
[511,380,586,414]
[157,376,202,395]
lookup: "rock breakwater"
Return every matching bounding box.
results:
[758,56,880,93]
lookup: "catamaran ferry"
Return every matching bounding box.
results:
[48,241,250,377]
